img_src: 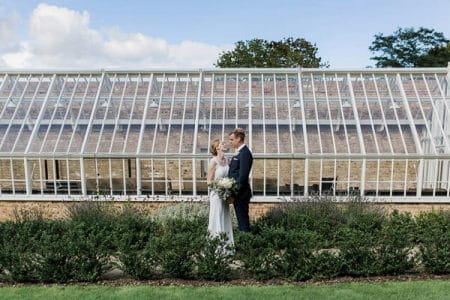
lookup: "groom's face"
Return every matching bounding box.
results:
[229,134,241,149]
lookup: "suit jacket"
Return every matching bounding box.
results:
[228,145,253,200]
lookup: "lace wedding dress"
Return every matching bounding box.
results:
[208,157,234,252]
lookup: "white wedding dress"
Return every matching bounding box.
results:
[208,157,234,252]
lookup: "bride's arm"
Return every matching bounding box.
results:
[207,159,216,184]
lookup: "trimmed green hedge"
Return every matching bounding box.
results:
[0,199,449,283]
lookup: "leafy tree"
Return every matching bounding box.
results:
[369,27,449,67]
[215,38,328,68]
[417,43,450,67]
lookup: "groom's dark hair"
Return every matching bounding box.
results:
[229,128,245,142]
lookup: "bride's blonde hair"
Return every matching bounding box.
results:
[210,139,220,156]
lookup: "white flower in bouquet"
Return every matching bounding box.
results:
[218,177,233,189]
[208,177,239,202]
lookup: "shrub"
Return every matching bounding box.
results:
[375,211,416,275]
[0,220,111,283]
[114,210,161,279]
[1,197,449,283]
[196,233,234,281]
[416,211,450,274]
[236,229,286,280]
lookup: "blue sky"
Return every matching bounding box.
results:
[1,0,449,68]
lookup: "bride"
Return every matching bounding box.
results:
[207,139,234,252]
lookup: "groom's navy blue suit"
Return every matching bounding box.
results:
[228,145,253,232]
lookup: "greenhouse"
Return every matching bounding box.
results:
[0,67,449,202]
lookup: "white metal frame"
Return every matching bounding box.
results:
[0,67,449,202]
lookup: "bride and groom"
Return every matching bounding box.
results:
[207,128,253,251]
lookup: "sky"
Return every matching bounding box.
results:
[0,0,449,69]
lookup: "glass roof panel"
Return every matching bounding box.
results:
[0,70,446,157]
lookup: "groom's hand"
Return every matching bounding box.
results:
[226,196,235,205]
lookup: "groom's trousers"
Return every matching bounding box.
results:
[234,186,251,232]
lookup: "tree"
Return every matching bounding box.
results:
[369,27,449,67]
[417,43,450,67]
[215,38,328,68]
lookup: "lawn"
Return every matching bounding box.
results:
[1,280,450,300]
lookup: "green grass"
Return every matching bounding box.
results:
[1,280,450,300]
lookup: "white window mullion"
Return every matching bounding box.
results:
[5,75,32,152]
[192,71,204,196]
[95,74,118,153]
[207,73,214,153]
[80,72,106,154]
[274,74,281,196]
[38,75,69,155]
[53,75,80,154]
[372,74,395,153]
[25,74,57,154]
[396,74,424,196]
[136,73,154,154]
[262,74,267,196]
[178,75,190,196]
[235,73,238,128]
[286,74,295,196]
[66,74,93,155]
[347,74,366,196]
[384,74,408,154]
[297,71,309,196]
[221,74,227,140]
[122,73,142,153]
[108,74,129,154]
[0,74,23,149]
[360,74,380,154]
[311,74,323,195]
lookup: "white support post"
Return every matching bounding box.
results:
[192,71,203,196]
[297,71,309,196]
[221,74,227,140]
[286,74,295,196]
[347,74,366,196]
[207,73,214,154]
[396,74,424,195]
[80,158,86,195]
[24,158,32,195]
[322,74,338,196]
[274,74,281,196]
[52,158,57,195]
[335,74,351,194]
[235,73,238,128]
[136,73,154,195]
[248,73,253,192]
[262,74,267,196]
[163,74,178,196]
[39,158,44,194]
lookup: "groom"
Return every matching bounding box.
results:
[227,128,253,232]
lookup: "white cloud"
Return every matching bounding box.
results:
[0,13,19,49]
[0,3,231,69]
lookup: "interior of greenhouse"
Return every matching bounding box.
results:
[0,67,449,202]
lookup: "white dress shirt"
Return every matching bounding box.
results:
[237,143,246,153]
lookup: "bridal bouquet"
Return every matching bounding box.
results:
[208,177,239,202]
